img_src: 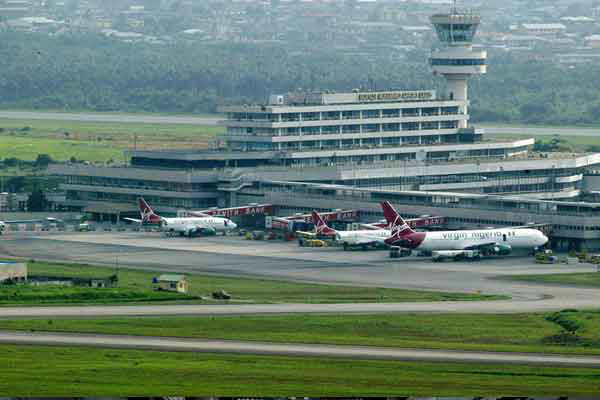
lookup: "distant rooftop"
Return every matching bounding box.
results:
[522,23,566,30]
[221,90,439,109]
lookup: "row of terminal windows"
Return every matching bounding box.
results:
[229,135,460,151]
[350,169,566,188]
[430,58,486,66]
[449,219,600,233]
[232,121,460,137]
[65,176,217,192]
[434,24,478,43]
[229,107,460,122]
[66,191,217,209]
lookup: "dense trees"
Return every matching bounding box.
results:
[1,31,600,125]
[27,187,48,211]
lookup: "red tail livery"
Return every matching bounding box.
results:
[311,211,337,236]
[138,198,162,224]
[381,201,426,247]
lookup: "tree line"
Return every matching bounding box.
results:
[2,31,600,125]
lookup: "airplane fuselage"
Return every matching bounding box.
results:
[399,228,547,251]
[161,217,236,234]
[335,229,391,245]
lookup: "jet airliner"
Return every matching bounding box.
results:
[125,198,237,237]
[382,201,548,256]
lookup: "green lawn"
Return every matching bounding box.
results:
[3,310,600,356]
[0,136,124,163]
[0,260,504,305]
[503,272,600,288]
[0,118,223,162]
[0,344,598,395]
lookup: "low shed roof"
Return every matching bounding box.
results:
[158,274,186,282]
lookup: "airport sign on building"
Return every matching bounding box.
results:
[189,204,274,218]
[283,90,437,105]
[356,90,436,103]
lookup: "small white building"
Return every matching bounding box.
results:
[0,261,27,283]
[521,23,566,35]
[157,274,188,293]
[584,35,600,48]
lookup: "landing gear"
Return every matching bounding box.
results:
[343,242,349,251]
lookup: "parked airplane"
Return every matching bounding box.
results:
[312,211,391,250]
[125,198,237,237]
[381,201,548,257]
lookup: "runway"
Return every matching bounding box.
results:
[0,296,599,318]
[1,330,599,367]
[0,110,594,136]
[480,126,600,137]
[0,111,220,125]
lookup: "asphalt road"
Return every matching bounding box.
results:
[0,110,597,136]
[1,330,599,367]
[0,111,220,125]
[0,297,598,318]
[484,126,600,137]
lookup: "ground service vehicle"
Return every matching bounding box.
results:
[432,250,481,262]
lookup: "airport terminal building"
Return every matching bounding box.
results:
[45,7,600,250]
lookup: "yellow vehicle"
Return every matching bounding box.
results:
[589,254,600,264]
[299,239,327,247]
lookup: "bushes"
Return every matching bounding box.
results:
[0,285,197,304]
[545,310,582,335]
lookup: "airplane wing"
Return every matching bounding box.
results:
[2,217,61,224]
[346,235,386,246]
[187,211,211,217]
[123,217,142,223]
[463,242,497,250]
[358,223,386,230]
[463,242,512,255]
[296,231,317,239]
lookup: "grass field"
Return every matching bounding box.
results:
[0,260,503,305]
[503,272,600,288]
[2,310,600,356]
[0,118,223,162]
[0,344,598,395]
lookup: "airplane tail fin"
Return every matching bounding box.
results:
[381,201,414,239]
[138,198,162,224]
[311,211,337,236]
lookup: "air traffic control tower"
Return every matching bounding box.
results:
[430,8,486,129]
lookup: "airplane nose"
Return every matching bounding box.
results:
[539,232,549,246]
[230,222,237,229]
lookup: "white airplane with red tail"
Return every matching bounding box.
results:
[311,211,392,250]
[125,198,237,237]
[381,201,548,257]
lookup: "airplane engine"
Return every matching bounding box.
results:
[493,244,512,255]
[198,227,217,236]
